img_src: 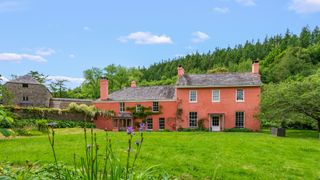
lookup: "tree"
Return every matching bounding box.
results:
[47,80,68,98]
[257,70,320,132]
[48,82,58,98]
[82,67,104,99]
[0,75,15,105]
[207,67,228,73]
[28,71,50,84]
[56,80,68,98]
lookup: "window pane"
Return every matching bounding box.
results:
[153,102,158,112]
[189,112,197,127]
[235,112,244,128]
[212,90,220,102]
[136,104,141,112]
[237,89,244,101]
[147,118,153,130]
[120,103,125,112]
[190,91,197,102]
[159,118,165,130]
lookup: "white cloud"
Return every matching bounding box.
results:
[235,0,256,6]
[186,46,195,49]
[48,76,85,84]
[0,1,22,12]
[83,27,91,30]
[0,53,22,62]
[214,7,230,13]
[118,31,173,44]
[69,54,74,58]
[191,31,210,43]
[288,0,320,14]
[35,47,55,56]
[0,53,47,63]
[0,76,9,82]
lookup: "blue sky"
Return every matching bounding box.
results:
[0,0,320,88]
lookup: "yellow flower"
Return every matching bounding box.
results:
[0,167,3,170]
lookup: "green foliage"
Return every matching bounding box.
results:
[125,105,162,120]
[0,129,11,137]
[0,109,13,138]
[197,118,207,129]
[36,119,49,132]
[207,67,228,73]
[67,102,114,120]
[163,128,170,132]
[223,128,253,132]
[28,71,49,84]
[257,69,320,131]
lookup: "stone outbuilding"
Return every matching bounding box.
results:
[3,75,52,107]
[3,75,93,109]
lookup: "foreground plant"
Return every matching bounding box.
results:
[0,110,14,138]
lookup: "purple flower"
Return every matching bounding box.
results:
[87,145,92,152]
[127,127,134,135]
[127,148,134,152]
[47,122,57,127]
[139,123,146,132]
[135,141,141,146]
[132,132,135,135]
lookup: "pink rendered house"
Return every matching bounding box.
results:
[94,61,261,132]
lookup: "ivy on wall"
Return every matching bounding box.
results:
[125,105,162,124]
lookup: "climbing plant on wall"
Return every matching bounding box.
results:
[126,105,162,124]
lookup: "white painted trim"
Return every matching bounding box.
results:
[93,99,176,103]
[211,115,220,131]
[236,89,245,102]
[152,102,159,112]
[176,84,262,88]
[189,90,197,103]
[212,90,220,102]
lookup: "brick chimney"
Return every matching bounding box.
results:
[100,77,108,100]
[131,81,136,87]
[177,65,184,77]
[252,61,259,75]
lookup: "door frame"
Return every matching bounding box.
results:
[211,115,220,131]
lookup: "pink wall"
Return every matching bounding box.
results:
[94,101,177,131]
[176,86,261,131]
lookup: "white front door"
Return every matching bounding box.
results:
[212,116,220,131]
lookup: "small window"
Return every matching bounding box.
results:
[212,90,220,102]
[235,112,245,128]
[189,90,197,102]
[153,102,158,112]
[189,112,197,128]
[120,102,125,113]
[22,84,28,88]
[159,118,165,130]
[23,96,29,101]
[136,104,141,112]
[147,118,153,130]
[236,89,244,102]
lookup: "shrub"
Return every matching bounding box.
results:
[36,119,49,132]
[204,128,209,132]
[163,128,170,132]
[223,127,253,132]
[183,128,194,132]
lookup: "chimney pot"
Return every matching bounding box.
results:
[177,65,185,77]
[252,61,259,75]
[100,78,108,100]
[131,81,137,87]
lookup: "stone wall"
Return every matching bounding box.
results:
[11,109,90,121]
[4,82,52,108]
[49,98,93,109]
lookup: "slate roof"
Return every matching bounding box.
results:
[8,75,40,84]
[113,113,135,119]
[96,85,176,101]
[176,72,262,87]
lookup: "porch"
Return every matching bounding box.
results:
[112,113,135,131]
[208,113,225,132]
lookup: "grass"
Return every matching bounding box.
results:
[1,128,320,179]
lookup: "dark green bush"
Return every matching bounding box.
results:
[183,128,194,132]
[36,119,49,132]
[163,128,170,132]
[204,128,209,132]
[223,127,253,132]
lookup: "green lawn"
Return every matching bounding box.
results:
[1,129,320,179]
